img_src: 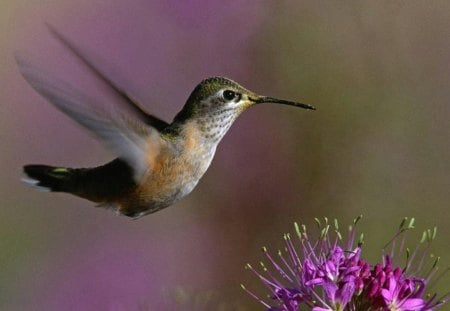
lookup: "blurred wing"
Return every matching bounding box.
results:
[16,55,160,180]
[46,23,170,131]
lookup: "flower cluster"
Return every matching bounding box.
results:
[243,217,448,311]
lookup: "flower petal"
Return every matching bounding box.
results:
[400,298,426,309]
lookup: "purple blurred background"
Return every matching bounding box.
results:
[1,1,450,310]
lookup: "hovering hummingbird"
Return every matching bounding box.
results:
[19,26,315,219]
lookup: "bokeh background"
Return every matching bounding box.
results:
[1,1,449,310]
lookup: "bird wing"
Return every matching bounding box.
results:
[16,55,161,181]
[46,23,170,132]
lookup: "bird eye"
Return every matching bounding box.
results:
[223,90,237,101]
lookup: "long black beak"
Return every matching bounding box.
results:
[253,96,316,110]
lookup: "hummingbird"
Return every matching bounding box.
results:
[18,26,315,219]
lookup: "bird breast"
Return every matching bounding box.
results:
[138,122,217,206]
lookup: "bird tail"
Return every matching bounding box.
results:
[22,159,136,203]
[22,165,73,192]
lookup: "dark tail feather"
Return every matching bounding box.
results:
[22,165,72,192]
[22,159,136,202]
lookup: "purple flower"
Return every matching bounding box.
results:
[243,217,448,311]
[380,277,426,310]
